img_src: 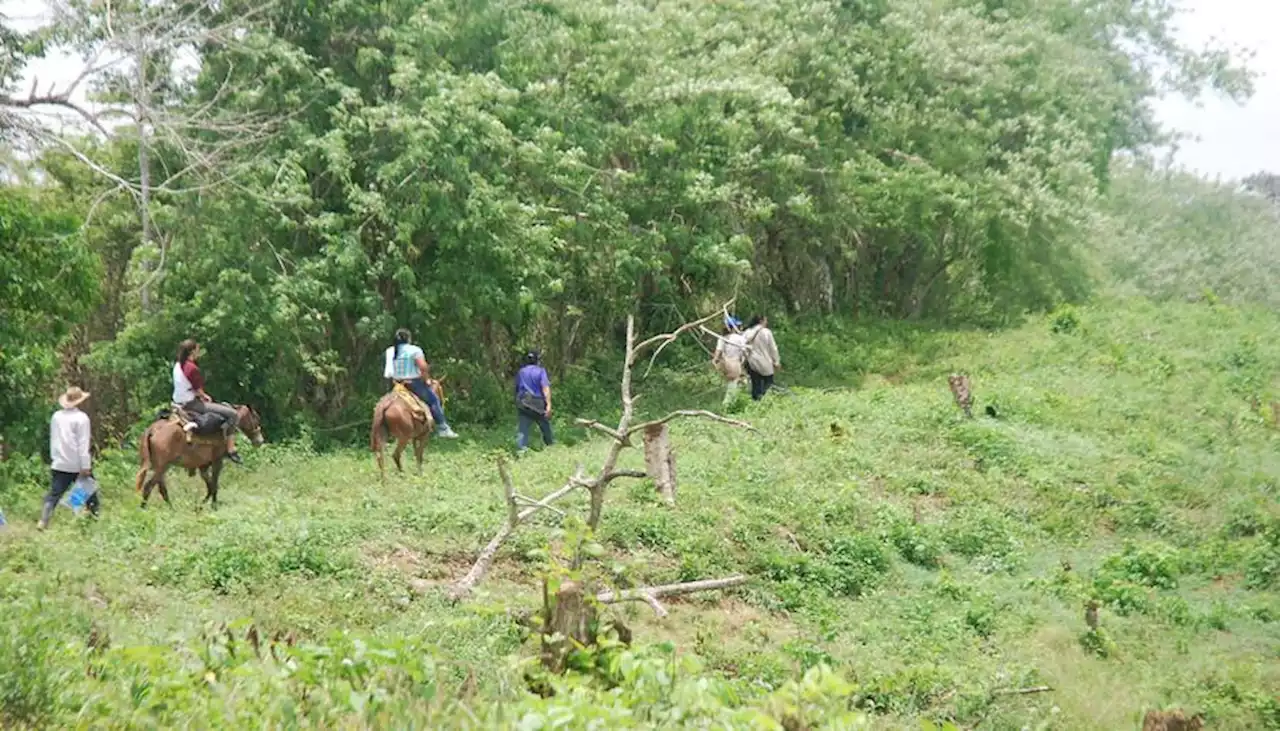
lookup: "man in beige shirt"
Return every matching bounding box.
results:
[743,315,781,401]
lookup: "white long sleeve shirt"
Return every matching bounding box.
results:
[50,408,92,473]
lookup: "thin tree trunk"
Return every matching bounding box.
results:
[136,39,155,312]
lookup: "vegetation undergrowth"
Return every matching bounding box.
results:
[2,297,1279,728]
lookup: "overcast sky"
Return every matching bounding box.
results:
[3,0,1277,181]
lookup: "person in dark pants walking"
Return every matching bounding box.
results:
[514,350,554,454]
[743,314,781,400]
[40,386,98,529]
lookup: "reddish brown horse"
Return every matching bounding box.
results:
[371,379,444,482]
[134,405,265,508]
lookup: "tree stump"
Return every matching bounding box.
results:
[1142,710,1203,731]
[948,373,973,418]
[540,580,597,674]
[643,423,677,506]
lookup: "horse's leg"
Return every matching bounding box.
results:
[413,432,426,476]
[140,473,155,507]
[392,437,406,474]
[374,434,386,484]
[142,465,169,508]
[200,466,213,505]
[209,460,224,508]
[157,475,173,508]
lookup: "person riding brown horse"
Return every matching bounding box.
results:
[135,404,265,508]
[371,377,444,482]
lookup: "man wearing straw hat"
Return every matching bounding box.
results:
[40,386,98,529]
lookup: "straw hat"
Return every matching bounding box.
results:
[58,386,91,409]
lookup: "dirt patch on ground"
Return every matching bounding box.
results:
[361,541,538,591]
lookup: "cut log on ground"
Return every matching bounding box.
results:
[596,574,748,615]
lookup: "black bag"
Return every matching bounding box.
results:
[516,392,547,417]
[191,411,228,435]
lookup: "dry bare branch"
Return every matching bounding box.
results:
[991,686,1053,696]
[574,418,627,443]
[626,410,756,438]
[448,462,587,602]
[638,299,735,378]
[596,575,748,608]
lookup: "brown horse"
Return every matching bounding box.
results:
[134,405,265,508]
[371,379,444,482]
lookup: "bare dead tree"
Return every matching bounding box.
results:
[448,301,756,602]
[2,0,289,309]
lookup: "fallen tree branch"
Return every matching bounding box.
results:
[596,575,748,607]
[513,494,566,517]
[638,592,669,618]
[448,461,586,602]
[990,686,1053,697]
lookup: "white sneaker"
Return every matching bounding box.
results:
[437,426,460,439]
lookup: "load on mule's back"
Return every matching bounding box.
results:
[133,338,266,508]
[371,327,455,481]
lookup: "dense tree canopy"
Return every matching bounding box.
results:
[0,0,1258,447]
[0,187,101,446]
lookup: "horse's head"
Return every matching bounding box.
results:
[426,377,445,406]
[235,405,266,447]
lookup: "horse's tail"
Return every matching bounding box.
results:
[371,398,390,452]
[134,426,153,493]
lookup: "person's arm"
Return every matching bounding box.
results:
[766,330,781,369]
[415,354,430,379]
[187,363,212,401]
[712,337,724,365]
[541,370,552,417]
[75,414,92,476]
[383,349,394,379]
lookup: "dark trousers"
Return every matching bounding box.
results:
[43,469,99,523]
[517,410,554,450]
[747,365,774,401]
[404,378,448,427]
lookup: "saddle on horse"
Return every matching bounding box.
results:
[391,382,432,425]
[158,404,231,442]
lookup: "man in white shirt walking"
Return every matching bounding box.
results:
[40,386,97,529]
[712,316,748,408]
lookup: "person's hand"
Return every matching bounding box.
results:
[545,405,553,418]
[200,393,212,402]
[78,469,92,477]
[774,363,782,372]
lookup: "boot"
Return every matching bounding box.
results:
[37,500,54,530]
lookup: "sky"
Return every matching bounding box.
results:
[1148,0,1280,181]
[3,0,1278,182]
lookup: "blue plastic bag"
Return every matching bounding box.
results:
[0,507,6,528]
[61,476,99,514]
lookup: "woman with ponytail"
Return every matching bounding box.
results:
[382,328,459,439]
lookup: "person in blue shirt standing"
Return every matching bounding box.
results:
[383,328,460,439]
[514,349,553,454]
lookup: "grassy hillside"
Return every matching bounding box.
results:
[2,298,1279,729]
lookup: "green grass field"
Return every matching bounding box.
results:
[3,297,1279,729]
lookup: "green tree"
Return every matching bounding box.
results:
[0,186,101,451]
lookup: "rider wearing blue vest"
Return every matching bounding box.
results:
[383,328,459,439]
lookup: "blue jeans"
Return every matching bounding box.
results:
[517,410,554,450]
[404,378,449,428]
